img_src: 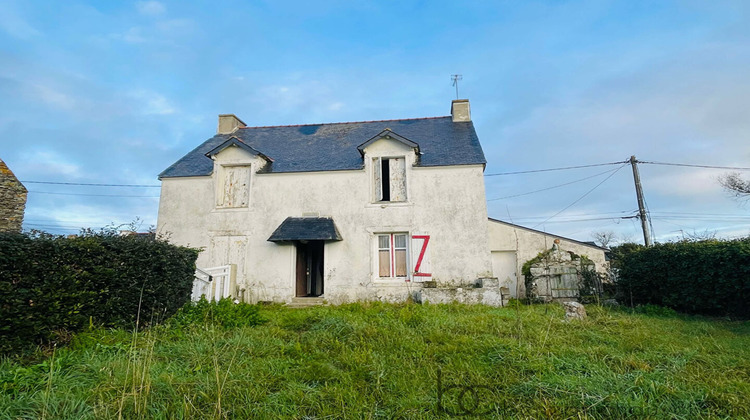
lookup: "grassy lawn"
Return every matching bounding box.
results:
[1,302,748,419]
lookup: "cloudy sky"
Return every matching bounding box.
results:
[1,0,749,244]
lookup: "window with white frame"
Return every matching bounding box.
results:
[373,157,406,202]
[377,233,408,278]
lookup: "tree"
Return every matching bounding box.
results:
[719,172,750,199]
[591,230,616,248]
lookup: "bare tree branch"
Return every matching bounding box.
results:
[719,172,750,198]
[591,230,616,248]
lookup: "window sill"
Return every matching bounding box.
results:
[211,206,251,213]
[365,201,412,209]
[373,277,411,285]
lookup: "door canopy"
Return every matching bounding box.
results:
[268,217,343,242]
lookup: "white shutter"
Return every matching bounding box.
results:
[411,234,431,281]
[373,158,383,201]
[390,157,406,202]
[233,166,250,207]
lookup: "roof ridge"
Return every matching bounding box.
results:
[238,115,451,130]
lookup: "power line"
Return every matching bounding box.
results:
[653,211,750,216]
[485,161,627,176]
[638,161,750,170]
[651,215,750,221]
[500,210,637,220]
[531,164,628,228]
[28,190,160,198]
[21,180,160,187]
[487,167,622,201]
[25,218,151,224]
[484,159,750,178]
[511,216,636,224]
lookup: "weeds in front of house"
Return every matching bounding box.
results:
[0,302,748,418]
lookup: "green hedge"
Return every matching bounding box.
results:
[617,239,750,318]
[0,232,199,352]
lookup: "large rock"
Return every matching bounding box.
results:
[563,301,587,321]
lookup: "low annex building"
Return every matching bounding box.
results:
[0,158,27,233]
[157,100,607,305]
[487,218,608,298]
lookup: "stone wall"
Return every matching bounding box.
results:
[0,158,27,233]
[415,277,509,307]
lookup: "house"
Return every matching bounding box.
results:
[157,99,607,305]
[0,158,27,233]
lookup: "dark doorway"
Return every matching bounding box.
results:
[295,241,324,297]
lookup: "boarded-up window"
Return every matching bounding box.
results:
[373,157,406,202]
[217,165,250,208]
[377,233,408,278]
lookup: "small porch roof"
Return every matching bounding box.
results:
[268,217,343,242]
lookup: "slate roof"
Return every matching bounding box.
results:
[488,218,609,251]
[159,116,486,178]
[268,217,343,242]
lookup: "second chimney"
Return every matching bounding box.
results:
[451,99,471,122]
[217,114,247,134]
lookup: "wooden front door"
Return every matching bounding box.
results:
[295,241,324,297]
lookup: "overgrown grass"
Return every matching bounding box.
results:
[1,302,748,419]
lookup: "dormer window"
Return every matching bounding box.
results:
[373,157,406,202]
[205,137,273,210]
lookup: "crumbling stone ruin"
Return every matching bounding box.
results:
[525,240,600,302]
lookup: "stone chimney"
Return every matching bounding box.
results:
[0,158,27,233]
[451,99,471,122]
[217,114,247,134]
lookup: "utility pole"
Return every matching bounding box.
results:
[630,155,653,246]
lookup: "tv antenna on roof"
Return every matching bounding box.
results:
[451,74,463,99]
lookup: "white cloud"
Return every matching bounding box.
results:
[128,89,176,115]
[647,169,724,198]
[17,150,81,178]
[108,19,195,46]
[136,1,166,16]
[122,27,148,44]
[0,3,41,39]
[30,83,76,110]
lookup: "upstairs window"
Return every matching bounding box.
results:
[378,233,408,278]
[373,157,406,202]
[216,165,250,208]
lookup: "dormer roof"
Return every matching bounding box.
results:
[356,128,420,156]
[205,136,273,162]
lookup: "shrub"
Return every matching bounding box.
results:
[169,297,265,329]
[0,232,199,353]
[616,238,750,318]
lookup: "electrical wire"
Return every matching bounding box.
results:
[20,180,160,187]
[512,216,635,224]
[28,190,160,198]
[638,161,750,170]
[487,166,622,201]
[503,210,638,220]
[531,164,628,228]
[484,160,628,176]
